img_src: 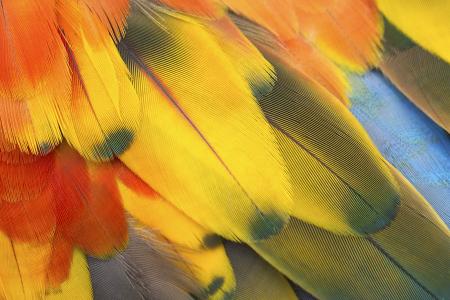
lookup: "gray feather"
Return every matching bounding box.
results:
[89,222,200,300]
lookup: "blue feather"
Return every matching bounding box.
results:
[349,71,450,226]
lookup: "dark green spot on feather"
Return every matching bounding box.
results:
[250,211,285,240]
[93,128,134,160]
[38,142,53,155]
[202,234,222,249]
[207,277,224,295]
[221,289,236,300]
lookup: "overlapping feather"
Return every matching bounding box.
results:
[89,222,200,300]
[380,20,450,133]
[118,3,293,242]
[0,0,449,299]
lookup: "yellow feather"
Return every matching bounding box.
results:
[204,16,276,98]
[249,164,449,299]
[0,234,50,299]
[181,246,236,300]
[381,22,450,132]
[119,181,211,250]
[57,1,141,161]
[119,181,236,299]
[376,0,450,64]
[250,45,400,235]
[45,251,93,300]
[120,6,293,241]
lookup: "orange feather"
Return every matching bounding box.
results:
[292,0,383,71]
[82,0,130,41]
[155,0,223,17]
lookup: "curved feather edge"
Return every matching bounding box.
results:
[88,222,200,300]
[239,29,400,235]
[224,242,299,300]
[348,70,450,225]
[116,167,236,299]
[248,160,449,299]
[376,0,450,65]
[380,20,450,133]
[118,3,293,242]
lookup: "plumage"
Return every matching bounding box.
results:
[155,0,222,18]
[291,0,383,72]
[380,20,450,133]
[0,144,127,298]
[0,0,70,154]
[350,71,450,225]
[118,4,292,242]
[231,15,350,105]
[225,242,298,300]
[57,0,141,161]
[245,38,400,236]
[117,164,236,299]
[89,223,200,300]
[0,0,449,299]
[249,164,449,299]
[46,250,92,299]
[376,0,450,64]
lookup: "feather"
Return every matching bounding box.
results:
[349,70,450,225]
[291,0,383,72]
[1,2,449,299]
[239,29,400,235]
[56,1,141,161]
[178,241,236,300]
[118,3,293,242]
[222,0,299,41]
[154,0,223,18]
[0,234,92,300]
[0,232,51,299]
[0,0,139,159]
[237,47,449,298]
[117,165,218,250]
[380,20,450,132]
[0,0,70,154]
[225,242,298,300]
[223,0,382,72]
[231,15,350,106]
[204,16,276,98]
[89,223,199,300]
[0,143,127,298]
[117,167,236,299]
[53,144,128,257]
[45,250,93,300]
[249,164,449,299]
[81,0,130,42]
[376,0,450,64]
[0,150,55,243]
